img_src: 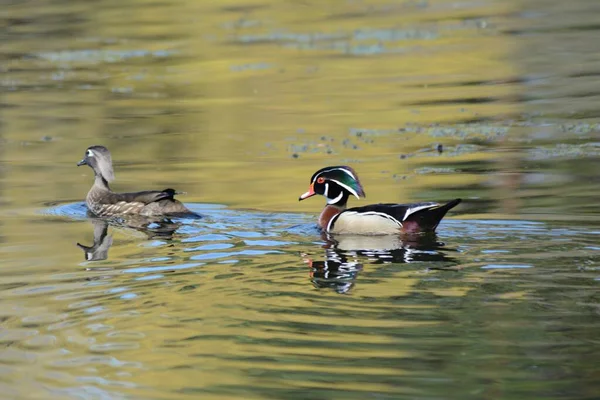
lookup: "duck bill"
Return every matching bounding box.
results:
[299,183,316,201]
[77,159,87,166]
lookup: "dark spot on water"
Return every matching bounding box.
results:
[220,4,268,13]
[408,97,498,106]
[437,144,443,153]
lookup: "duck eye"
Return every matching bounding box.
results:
[86,149,94,157]
[317,177,325,184]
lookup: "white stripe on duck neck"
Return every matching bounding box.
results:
[326,192,344,205]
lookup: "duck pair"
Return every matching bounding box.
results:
[78,146,461,235]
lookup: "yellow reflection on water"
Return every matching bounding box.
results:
[4,0,519,215]
[0,0,550,398]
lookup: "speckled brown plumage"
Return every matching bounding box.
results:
[78,145,198,218]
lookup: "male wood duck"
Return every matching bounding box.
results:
[299,166,461,235]
[77,145,198,217]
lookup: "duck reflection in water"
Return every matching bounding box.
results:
[76,213,183,261]
[305,232,457,294]
[305,249,363,294]
[77,218,113,261]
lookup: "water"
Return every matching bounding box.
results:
[2,0,600,398]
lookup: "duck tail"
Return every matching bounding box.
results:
[404,198,461,232]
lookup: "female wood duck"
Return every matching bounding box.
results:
[299,166,461,235]
[77,145,198,217]
[77,219,113,261]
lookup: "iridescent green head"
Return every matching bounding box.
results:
[299,166,366,206]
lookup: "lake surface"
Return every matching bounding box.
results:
[2,0,600,399]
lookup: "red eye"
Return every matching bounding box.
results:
[317,177,325,184]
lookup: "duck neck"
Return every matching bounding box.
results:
[318,203,346,230]
[93,173,111,191]
[318,191,350,230]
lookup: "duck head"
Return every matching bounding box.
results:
[77,145,115,183]
[299,166,366,207]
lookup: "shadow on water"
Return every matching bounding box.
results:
[75,215,187,261]
[305,233,458,294]
[76,219,113,261]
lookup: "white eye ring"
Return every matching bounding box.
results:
[86,149,94,157]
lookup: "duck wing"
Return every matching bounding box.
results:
[346,202,442,222]
[110,188,179,205]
